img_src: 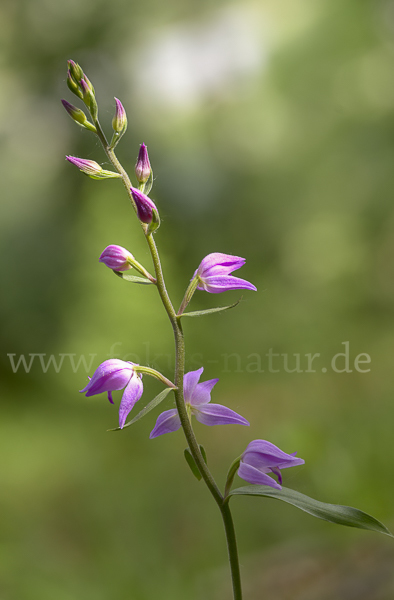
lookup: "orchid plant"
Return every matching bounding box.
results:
[63,60,392,599]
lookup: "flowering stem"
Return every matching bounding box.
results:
[94,122,243,600]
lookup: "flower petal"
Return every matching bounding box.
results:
[189,378,219,406]
[149,409,181,438]
[243,440,305,470]
[197,253,246,278]
[192,403,249,426]
[118,373,144,429]
[238,462,282,489]
[183,367,204,402]
[80,359,134,397]
[197,275,256,294]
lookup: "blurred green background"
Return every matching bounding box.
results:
[1,0,394,598]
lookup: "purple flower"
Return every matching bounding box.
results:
[112,98,127,133]
[135,143,151,183]
[99,245,134,271]
[80,359,143,429]
[130,186,158,224]
[150,367,249,438]
[194,253,257,294]
[238,440,305,490]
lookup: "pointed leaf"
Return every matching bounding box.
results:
[184,449,202,481]
[108,387,174,431]
[200,444,208,464]
[229,486,392,536]
[114,271,154,285]
[181,298,242,318]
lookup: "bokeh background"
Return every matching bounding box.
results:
[1,0,394,598]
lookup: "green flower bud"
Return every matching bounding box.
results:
[67,60,84,83]
[61,99,86,124]
[112,98,127,134]
[80,79,98,120]
[61,100,97,133]
[66,72,83,99]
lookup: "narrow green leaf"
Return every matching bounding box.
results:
[108,387,173,431]
[114,271,154,285]
[181,298,242,318]
[200,444,208,464]
[184,449,202,481]
[229,486,392,536]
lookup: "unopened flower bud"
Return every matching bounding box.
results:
[66,156,102,175]
[112,98,127,134]
[61,100,97,132]
[79,79,98,119]
[66,156,121,180]
[135,143,151,184]
[66,72,83,99]
[61,99,87,125]
[99,245,134,271]
[130,187,159,225]
[67,60,84,83]
[82,74,95,95]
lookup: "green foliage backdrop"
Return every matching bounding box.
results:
[1,0,394,597]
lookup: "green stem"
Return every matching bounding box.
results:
[221,503,243,600]
[95,120,243,600]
